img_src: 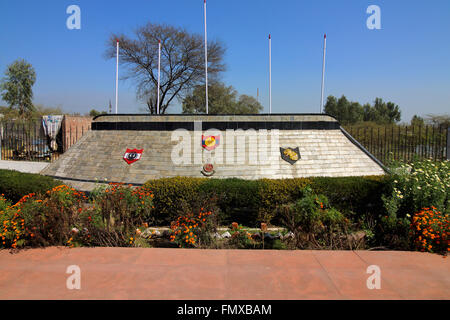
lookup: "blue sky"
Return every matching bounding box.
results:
[0,0,449,122]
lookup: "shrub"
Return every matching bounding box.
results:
[73,183,156,247]
[0,183,153,249]
[258,178,310,224]
[376,215,413,250]
[383,160,450,219]
[0,185,86,248]
[411,207,449,254]
[0,194,11,211]
[228,229,255,249]
[310,176,388,218]
[0,169,63,203]
[170,208,215,248]
[90,182,155,229]
[278,187,351,249]
[144,176,386,227]
[198,178,261,226]
[144,177,204,224]
[280,187,346,232]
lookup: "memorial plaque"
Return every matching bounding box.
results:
[280,147,300,165]
[123,148,143,164]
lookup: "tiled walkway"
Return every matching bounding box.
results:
[0,247,448,299]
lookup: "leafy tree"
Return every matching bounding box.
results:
[0,59,36,117]
[325,95,401,125]
[324,95,363,124]
[182,82,263,114]
[236,94,263,114]
[33,104,63,116]
[89,109,107,117]
[105,23,226,114]
[365,98,401,124]
[0,104,63,120]
[411,115,425,126]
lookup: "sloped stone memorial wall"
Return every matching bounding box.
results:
[41,114,386,191]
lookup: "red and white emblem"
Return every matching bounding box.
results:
[201,163,215,176]
[123,148,143,164]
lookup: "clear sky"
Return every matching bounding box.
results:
[1,0,449,122]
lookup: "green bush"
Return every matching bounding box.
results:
[383,160,450,219]
[258,178,311,223]
[375,160,449,251]
[199,178,261,226]
[0,185,86,248]
[144,177,204,224]
[376,215,413,251]
[0,169,63,203]
[89,183,155,233]
[144,176,388,227]
[277,186,351,249]
[309,176,388,218]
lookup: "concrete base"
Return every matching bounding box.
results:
[0,160,49,174]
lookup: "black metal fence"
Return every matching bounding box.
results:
[1,119,448,165]
[346,125,449,164]
[0,119,59,162]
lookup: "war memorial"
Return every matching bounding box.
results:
[41,113,386,191]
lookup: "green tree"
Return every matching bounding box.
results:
[411,115,425,126]
[182,82,263,114]
[0,59,36,117]
[324,95,363,124]
[366,98,401,124]
[325,95,401,125]
[89,109,107,117]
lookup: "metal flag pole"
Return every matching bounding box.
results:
[269,34,272,114]
[115,39,119,114]
[320,34,327,113]
[157,39,161,114]
[204,0,209,114]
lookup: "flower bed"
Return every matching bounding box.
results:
[0,160,448,254]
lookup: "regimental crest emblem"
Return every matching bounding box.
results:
[280,147,300,165]
[201,163,215,177]
[123,148,143,164]
[202,135,220,151]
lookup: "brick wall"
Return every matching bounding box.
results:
[62,116,92,152]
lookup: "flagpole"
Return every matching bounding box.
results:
[115,39,119,114]
[269,34,272,114]
[204,0,209,114]
[320,34,327,113]
[157,39,161,114]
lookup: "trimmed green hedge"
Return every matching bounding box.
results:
[0,169,63,203]
[310,176,388,216]
[144,176,388,226]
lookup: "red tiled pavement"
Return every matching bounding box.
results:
[0,247,448,300]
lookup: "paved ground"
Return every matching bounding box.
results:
[0,160,49,174]
[0,247,448,300]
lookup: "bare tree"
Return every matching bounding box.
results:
[105,23,226,114]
